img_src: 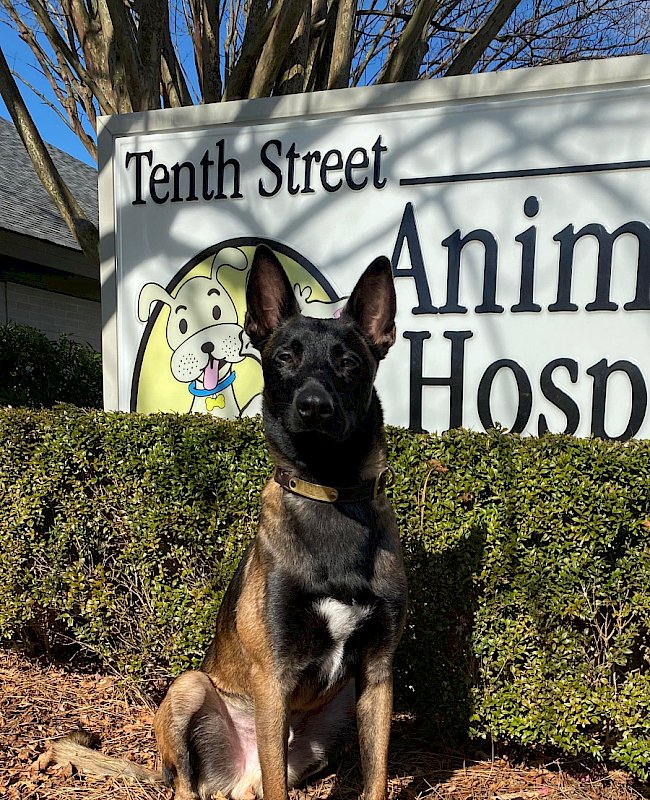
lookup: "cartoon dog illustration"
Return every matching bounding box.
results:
[138,247,262,418]
[294,284,347,319]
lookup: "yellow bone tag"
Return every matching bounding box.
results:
[205,394,226,412]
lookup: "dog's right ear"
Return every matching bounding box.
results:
[245,245,299,348]
[342,256,396,359]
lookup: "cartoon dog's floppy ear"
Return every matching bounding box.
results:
[210,247,248,280]
[342,256,396,359]
[245,245,299,349]
[138,283,173,322]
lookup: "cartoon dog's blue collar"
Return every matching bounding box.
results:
[189,371,236,397]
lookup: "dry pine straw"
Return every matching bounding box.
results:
[0,648,646,800]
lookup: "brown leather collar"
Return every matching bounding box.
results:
[274,466,393,504]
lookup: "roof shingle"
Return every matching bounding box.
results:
[0,116,98,252]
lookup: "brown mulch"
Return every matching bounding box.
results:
[0,648,647,800]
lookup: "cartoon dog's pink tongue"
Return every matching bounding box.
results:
[203,358,220,392]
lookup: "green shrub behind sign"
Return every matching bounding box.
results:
[0,407,649,776]
[0,323,102,408]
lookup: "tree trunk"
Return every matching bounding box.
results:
[248,0,312,98]
[379,0,443,84]
[328,0,356,89]
[445,0,521,76]
[277,5,311,95]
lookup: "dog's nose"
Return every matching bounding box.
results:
[201,342,214,355]
[296,386,334,424]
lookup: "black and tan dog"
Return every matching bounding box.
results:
[54,245,407,800]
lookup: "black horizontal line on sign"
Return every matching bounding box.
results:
[399,159,650,186]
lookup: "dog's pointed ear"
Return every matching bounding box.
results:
[342,256,396,359]
[245,245,299,348]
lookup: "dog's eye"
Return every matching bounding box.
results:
[276,351,293,365]
[341,356,359,370]
[179,318,188,335]
[212,305,221,321]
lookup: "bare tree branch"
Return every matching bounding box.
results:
[187,0,222,102]
[248,0,311,98]
[3,0,117,114]
[14,69,72,130]
[378,0,443,84]
[224,0,279,100]
[19,4,98,154]
[356,8,410,20]
[161,23,195,106]
[445,0,522,76]
[0,44,99,266]
[59,0,115,111]
[352,0,405,85]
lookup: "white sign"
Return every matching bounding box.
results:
[99,56,650,440]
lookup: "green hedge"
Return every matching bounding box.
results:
[1,407,649,776]
[0,323,102,408]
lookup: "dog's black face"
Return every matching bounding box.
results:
[245,245,396,445]
[262,315,376,440]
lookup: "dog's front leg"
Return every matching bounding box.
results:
[252,667,290,800]
[356,661,393,800]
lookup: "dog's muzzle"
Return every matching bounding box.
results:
[293,380,334,429]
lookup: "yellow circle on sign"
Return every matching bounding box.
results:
[133,242,345,418]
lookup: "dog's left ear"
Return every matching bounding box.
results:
[245,245,299,348]
[343,256,396,359]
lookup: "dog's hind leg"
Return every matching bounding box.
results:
[287,681,356,788]
[155,670,243,800]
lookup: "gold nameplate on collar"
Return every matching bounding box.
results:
[288,476,339,503]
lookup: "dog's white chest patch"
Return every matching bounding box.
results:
[314,598,372,686]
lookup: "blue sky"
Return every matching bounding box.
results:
[0,18,95,165]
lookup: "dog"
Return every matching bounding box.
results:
[54,244,407,800]
[138,247,262,417]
